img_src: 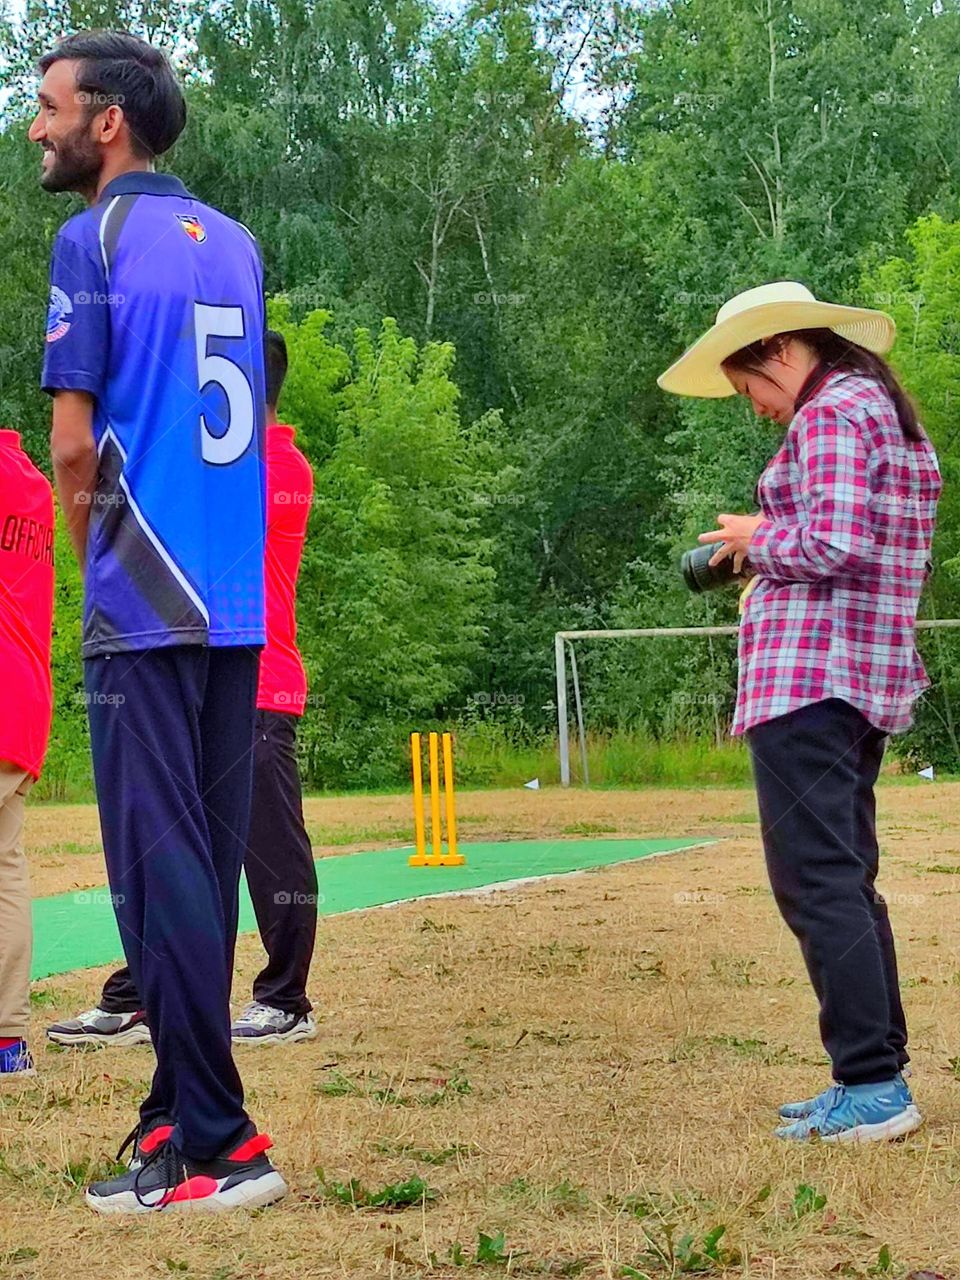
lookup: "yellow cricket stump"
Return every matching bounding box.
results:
[441,731,464,865]
[407,729,466,867]
[427,732,443,865]
[408,731,428,866]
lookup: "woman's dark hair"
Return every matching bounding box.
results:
[722,328,924,442]
[265,330,288,409]
[38,30,186,158]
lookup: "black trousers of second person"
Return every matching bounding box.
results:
[85,646,257,1161]
[746,696,908,1086]
[100,708,317,1020]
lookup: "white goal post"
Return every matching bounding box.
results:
[555,620,960,786]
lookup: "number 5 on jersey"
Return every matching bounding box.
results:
[195,302,255,465]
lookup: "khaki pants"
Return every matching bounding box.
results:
[0,761,33,1040]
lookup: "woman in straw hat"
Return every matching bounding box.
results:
[659,281,941,1143]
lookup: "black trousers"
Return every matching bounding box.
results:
[746,697,908,1085]
[86,647,256,1159]
[100,708,317,1022]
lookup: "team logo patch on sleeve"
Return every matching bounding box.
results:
[46,285,73,343]
[176,214,207,243]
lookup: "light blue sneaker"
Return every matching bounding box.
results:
[779,1069,912,1121]
[775,1079,921,1144]
[0,1039,36,1078]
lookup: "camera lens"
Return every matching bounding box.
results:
[680,543,742,593]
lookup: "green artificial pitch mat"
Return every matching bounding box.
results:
[30,837,713,981]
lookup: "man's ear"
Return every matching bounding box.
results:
[95,103,126,146]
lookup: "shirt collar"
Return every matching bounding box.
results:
[0,430,21,449]
[98,171,193,203]
[793,364,848,414]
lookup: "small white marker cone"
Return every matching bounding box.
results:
[524,778,540,790]
[918,765,934,780]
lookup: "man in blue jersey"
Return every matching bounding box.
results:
[32,31,286,1214]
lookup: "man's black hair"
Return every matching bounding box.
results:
[265,330,288,409]
[39,30,186,158]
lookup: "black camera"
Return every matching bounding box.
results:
[680,543,750,593]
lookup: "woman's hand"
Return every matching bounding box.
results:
[698,513,765,573]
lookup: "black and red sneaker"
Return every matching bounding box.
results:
[86,1123,287,1215]
[115,1114,176,1170]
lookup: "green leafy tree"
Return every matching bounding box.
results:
[6,0,960,777]
[297,316,497,786]
[0,127,65,462]
[861,214,960,766]
[266,298,352,465]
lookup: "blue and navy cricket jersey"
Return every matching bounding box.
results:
[41,172,267,657]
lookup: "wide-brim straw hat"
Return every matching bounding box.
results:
[657,281,896,398]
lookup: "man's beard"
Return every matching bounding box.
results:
[40,125,102,194]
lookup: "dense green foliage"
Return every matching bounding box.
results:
[4,0,960,793]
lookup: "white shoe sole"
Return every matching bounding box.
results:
[815,1106,922,1145]
[232,1024,317,1046]
[86,1170,288,1215]
[47,1027,152,1048]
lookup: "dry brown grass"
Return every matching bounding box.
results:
[4,783,960,1279]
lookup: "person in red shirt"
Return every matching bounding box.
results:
[0,430,54,1076]
[232,329,318,1042]
[48,331,319,1048]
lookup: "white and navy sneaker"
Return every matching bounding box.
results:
[47,1007,151,1048]
[231,1002,316,1045]
[0,1039,36,1078]
[86,1123,287,1215]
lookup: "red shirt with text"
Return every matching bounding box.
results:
[0,431,54,776]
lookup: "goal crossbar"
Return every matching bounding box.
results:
[555,620,960,786]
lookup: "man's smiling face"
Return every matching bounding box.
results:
[28,58,104,195]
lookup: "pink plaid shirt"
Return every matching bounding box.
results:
[734,370,942,736]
